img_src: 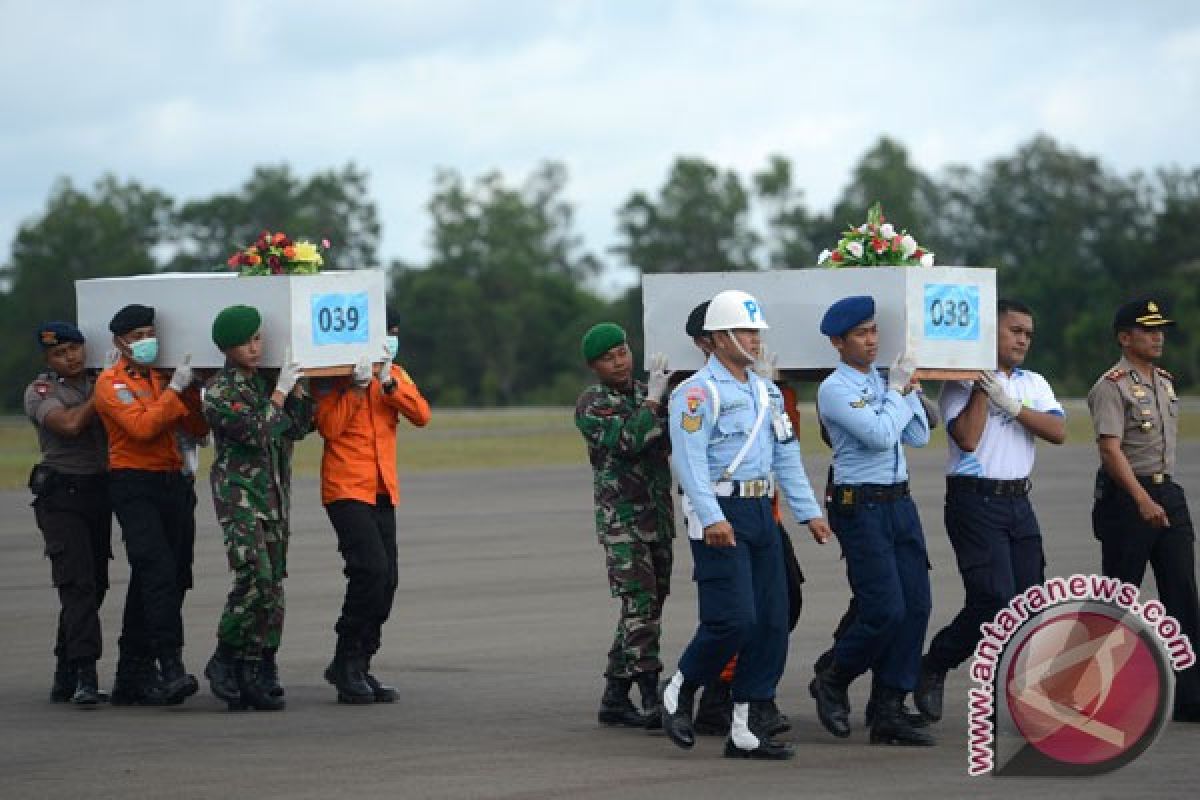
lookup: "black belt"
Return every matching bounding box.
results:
[832,482,910,506]
[947,476,1032,497]
[1136,473,1172,488]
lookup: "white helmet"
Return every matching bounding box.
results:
[704,290,769,331]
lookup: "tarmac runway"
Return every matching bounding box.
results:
[1,442,1198,799]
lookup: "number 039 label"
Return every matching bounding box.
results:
[923,284,980,341]
[311,292,369,346]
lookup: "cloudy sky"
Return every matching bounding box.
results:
[2,0,1197,291]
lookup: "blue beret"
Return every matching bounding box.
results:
[820,296,875,337]
[37,321,85,348]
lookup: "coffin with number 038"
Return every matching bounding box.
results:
[641,267,996,378]
[75,270,388,372]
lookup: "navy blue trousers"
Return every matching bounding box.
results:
[678,497,787,702]
[830,494,931,691]
[926,487,1044,672]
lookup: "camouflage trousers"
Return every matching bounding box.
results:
[217,514,288,660]
[602,537,673,679]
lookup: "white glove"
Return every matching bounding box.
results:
[887,351,918,394]
[379,343,398,391]
[276,347,302,395]
[352,355,373,388]
[645,353,669,402]
[752,346,779,382]
[977,371,1023,417]
[168,354,193,393]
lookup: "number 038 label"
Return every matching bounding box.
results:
[311,292,369,346]
[923,284,980,341]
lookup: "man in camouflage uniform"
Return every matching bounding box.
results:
[202,305,313,711]
[575,322,674,728]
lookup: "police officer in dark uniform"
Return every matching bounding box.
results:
[25,322,112,706]
[1088,295,1200,722]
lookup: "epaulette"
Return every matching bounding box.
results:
[1104,369,1125,382]
[1155,366,1173,382]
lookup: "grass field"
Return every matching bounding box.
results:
[2,401,1196,489]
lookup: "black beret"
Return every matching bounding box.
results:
[37,321,85,348]
[109,304,155,335]
[685,301,711,338]
[1113,295,1174,332]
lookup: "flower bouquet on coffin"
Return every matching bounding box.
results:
[817,202,934,268]
[226,230,330,276]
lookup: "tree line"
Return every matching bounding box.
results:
[1,134,1197,410]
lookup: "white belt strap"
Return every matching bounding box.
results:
[719,378,770,481]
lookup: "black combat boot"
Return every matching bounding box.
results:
[634,672,662,729]
[324,640,375,705]
[261,648,284,698]
[598,676,646,727]
[158,650,199,705]
[870,686,936,746]
[50,658,76,703]
[71,659,101,706]
[205,642,241,707]
[865,679,927,728]
[111,655,167,706]
[914,657,946,722]
[362,655,397,703]
[749,699,791,736]
[809,662,854,738]
[234,659,285,711]
[661,671,700,749]
[724,702,795,760]
[692,681,732,736]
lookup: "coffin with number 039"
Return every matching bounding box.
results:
[641,267,996,378]
[75,270,388,372]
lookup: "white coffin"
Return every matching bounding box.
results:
[75,270,388,370]
[642,267,997,376]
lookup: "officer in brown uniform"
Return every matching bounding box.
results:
[1088,295,1200,722]
[25,322,113,706]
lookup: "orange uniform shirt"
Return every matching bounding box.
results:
[315,364,431,506]
[94,357,209,472]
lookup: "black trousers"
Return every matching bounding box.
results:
[109,470,195,658]
[1094,476,1200,710]
[326,495,398,657]
[925,487,1044,672]
[33,480,112,663]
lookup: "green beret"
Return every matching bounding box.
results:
[581,322,627,362]
[212,304,262,350]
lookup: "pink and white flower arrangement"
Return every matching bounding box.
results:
[818,203,934,268]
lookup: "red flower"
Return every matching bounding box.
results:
[270,263,283,275]
[272,232,287,246]
[891,235,903,251]
[831,251,844,263]
[914,248,925,259]
[283,245,296,260]
[246,252,262,266]
[268,255,280,270]
[226,253,241,268]
[871,237,887,254]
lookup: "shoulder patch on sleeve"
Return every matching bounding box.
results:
[33,380,50,396]
[1104,369,1125,382]
[684,385,707,414]
[1155,366,1173,382]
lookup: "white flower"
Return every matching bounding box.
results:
[901,234,918,258]
[920,252,935,267]
[880,223,896,239]
[858,224,868,234]
[817,248,832,265]
[847,241,864,259]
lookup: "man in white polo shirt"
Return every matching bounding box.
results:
[914,299,1066,722]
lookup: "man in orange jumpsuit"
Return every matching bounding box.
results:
[315,342,431,704]
[94,304,209,706]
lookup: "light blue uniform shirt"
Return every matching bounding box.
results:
[669,355,822,529]
[817,362,930,485]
